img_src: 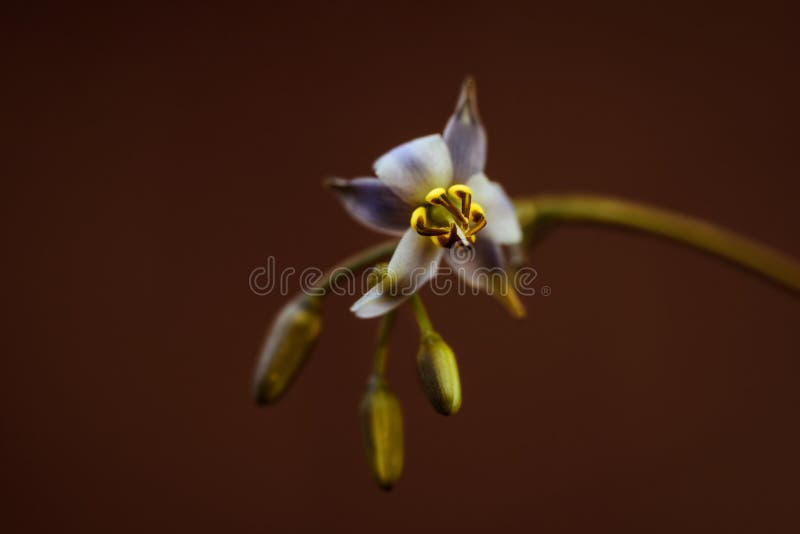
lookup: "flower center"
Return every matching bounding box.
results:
[410,185,487,248]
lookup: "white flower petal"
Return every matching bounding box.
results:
[467,173,522,245]
[325,177,409,236]
[351,229,443,318]
[444,77,487,182]
[373,135,453,205]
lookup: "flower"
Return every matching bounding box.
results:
[327,78,524,318]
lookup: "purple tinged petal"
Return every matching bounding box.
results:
[443,238,526,318]
[443,238,506,291]
[444,77,487,182]
[326,177,410,236]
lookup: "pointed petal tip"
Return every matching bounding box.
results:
[461,75,477,95]
[350,287,390,319]
[501,290,526,319]
[455,76,480,123]
[322,176,346,190]
[350,297,394,320]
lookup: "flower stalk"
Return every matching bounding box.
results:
[409,294,434,335]
[515,194,800,294]
[373,311,396,378]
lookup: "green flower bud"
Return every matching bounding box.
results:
[416,332,462,416]
[359,376,404,490]
[253,294,322,405]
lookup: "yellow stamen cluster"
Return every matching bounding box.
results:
[410,185,487,247]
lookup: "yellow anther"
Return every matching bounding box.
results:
[468,202,485,221]
[411,206,450,237]
[448,184,471,197]
[430,231,456,248]
[425,222,456,247]
[423,187,468,226]
[448,184,472,217]
[465,202,487,237]
[424,187,448,204]
[414,187,486,248]
[410,206,427,229]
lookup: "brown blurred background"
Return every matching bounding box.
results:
[2,2,799,532]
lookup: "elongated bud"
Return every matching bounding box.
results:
[454,76,481,125]
[359,376,404,490]
[253,294,322,405]
[416,332,462,415]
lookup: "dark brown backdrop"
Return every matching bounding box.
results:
[2,2,799,533]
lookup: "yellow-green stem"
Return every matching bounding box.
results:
[315,239,397,292]
[515,194,800,294]
[373,311,396,378]
[409,294,434,335]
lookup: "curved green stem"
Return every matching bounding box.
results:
[515,194,800,294]
[409,294,434,335]
[373,311,396,378]
[315,239,397,292]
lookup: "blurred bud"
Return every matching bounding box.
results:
[366,262,389,290]
[495,288,526,319]
[454,75,481,125]
[359,376,404,490]
[253,294,322,405]
[416,332,462,416]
